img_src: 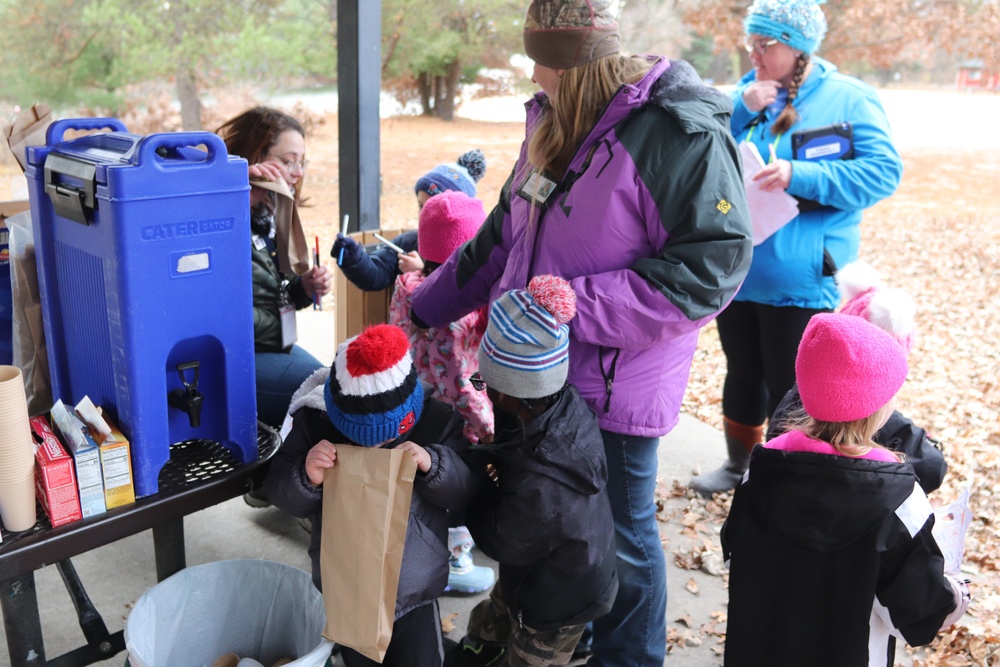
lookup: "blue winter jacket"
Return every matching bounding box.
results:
[731,57,902,309]
[412,58,752,437]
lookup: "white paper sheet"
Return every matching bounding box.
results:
[932,481,973,576]
[739,142,800,246]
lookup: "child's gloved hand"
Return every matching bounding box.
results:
[940,575,971,630]
[331,233,363,264]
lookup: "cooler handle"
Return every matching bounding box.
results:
[135,132,228,170]
[45,118,129,145]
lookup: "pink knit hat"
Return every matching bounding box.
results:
[835,261,917,355]
[417,190,486,264]
[796,313,909,423]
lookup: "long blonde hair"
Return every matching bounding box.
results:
[527,55,654,180]
[781,403,901,460]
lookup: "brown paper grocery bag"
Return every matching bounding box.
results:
[320,445,417,662]
[250,177,310,275]
[3,103,52,172]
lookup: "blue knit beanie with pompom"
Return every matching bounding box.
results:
[414,149,486,198]
[744,0,827,54]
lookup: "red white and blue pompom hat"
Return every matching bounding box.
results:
[324,324,423,446]
[478,275,578,399]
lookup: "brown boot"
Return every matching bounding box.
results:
[689,418,765,497]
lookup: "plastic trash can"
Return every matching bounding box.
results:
[124,560,333,667]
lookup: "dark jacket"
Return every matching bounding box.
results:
[412,58,752,437]
[721,440,956,667]
[336,230,418,292]
[251,205,312,352]
[767,383,947,493]
[466,385,618,630]
[262,368,478,618]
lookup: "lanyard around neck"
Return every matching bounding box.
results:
[745,121,782,165]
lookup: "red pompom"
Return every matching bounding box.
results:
[346,324,409,376]
[528,275,577,325]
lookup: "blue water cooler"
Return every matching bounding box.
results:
[25,118,258,497]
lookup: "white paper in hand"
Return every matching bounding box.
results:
[739,142,800,246]
[932,481,973,576]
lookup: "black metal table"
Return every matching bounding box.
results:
[0,425,280,667]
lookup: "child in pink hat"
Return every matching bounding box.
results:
[388,190,495,596]
[721,313,970,667]
[767,260,947,492]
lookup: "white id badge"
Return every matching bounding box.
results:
[252,234,267,251]
[515,170,559,208]
[280,304,298,348]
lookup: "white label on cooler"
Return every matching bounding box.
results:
[176,252,210,273]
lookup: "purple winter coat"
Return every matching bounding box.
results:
[412,58,752,437]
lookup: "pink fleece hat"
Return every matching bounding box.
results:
[796,313,909,423]
[836,261,917,355]
[418,190,486,264]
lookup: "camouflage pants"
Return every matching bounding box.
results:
[466,584,587,667]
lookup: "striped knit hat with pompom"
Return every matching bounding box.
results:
[414,149,487,199]
[324,324,424,446]
[479,275,577,399]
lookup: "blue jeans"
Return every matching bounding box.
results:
[255,345,324,428]
[589,431,666,667]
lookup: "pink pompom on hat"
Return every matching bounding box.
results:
[835,260,917,354]
[796,313,909,423]
[417,190,487,265]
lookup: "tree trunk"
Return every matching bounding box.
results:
[437,59,462,122]
[176,67,203,131]
[433,75,447,117]
[418,72,433,116]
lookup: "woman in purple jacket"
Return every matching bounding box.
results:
[411,3,752,665]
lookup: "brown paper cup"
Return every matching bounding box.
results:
[0,471,37,532]
[0,368,34,481]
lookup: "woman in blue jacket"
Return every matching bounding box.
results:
[691,0,903,496]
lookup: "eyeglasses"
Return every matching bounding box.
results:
[268,155,310,172]
[469,372,486,392]
[744,38,779,56]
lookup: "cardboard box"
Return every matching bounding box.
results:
[75,396,136,509]
[30,416,83,527]
[49,399,106,518]
[334,229,406,347]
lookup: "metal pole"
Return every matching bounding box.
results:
[338,0,382,233]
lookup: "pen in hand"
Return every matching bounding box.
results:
[337,214,349,267]
[313,235,321,310]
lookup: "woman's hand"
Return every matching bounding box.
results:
[249,162,284,182]
[752,159,793,192]
[305,440,338,487]
[397,441,431,473]
[743,80,781,113]
[398,251,424,274]
[248,162,285,207]
[301,265,332,298]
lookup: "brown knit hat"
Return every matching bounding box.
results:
[523,0,621,70]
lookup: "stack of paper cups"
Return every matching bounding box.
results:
[0,366,37,532]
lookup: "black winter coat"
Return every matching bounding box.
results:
[466,385,618,630]
[262,369,478,617]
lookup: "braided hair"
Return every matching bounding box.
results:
[771,53,810,136]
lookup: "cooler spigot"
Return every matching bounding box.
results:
[168,361,204,428]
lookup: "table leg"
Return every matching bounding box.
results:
[152,517,186,582]
[0,572,46,667]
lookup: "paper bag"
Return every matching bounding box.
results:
[3,103,52,172]
[251,177,311,275]
[320,445,417,662]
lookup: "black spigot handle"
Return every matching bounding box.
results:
[169,361,204,428]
